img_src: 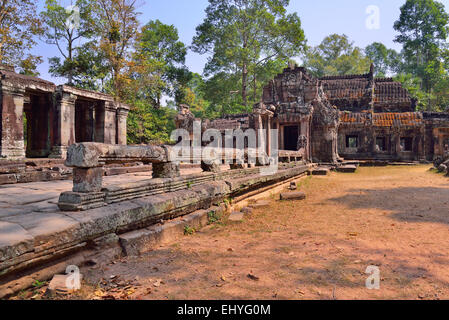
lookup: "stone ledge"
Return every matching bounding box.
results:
[119,209,212,256]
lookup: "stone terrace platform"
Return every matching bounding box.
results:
[0,160,312,297]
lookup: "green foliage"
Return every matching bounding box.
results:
[184,225,196,236]
[365,42,402,76]
[303,34,371,77]
[208,210,223,224]
[394,0,449,93]
[0,0,44,73]
[134,19,190,107]
[192,0,306,110]
[32,280,45,288]
[126,100,177,145]
[41,0,96,84]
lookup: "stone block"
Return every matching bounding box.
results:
[47,274,82,294]
[228,211,244,221]
[201,161,221,173]
[152,162,180,178]
[0,174,17,185]
[280,192,306,201]
[73,167,104,193]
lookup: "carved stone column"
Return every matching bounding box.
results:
[116,104,129,145]
[0,84,26,159]
[94,101,117,144]
[49,89,76,158]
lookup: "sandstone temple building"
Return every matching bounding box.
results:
[0,65,129,160]
[177,64,449,163]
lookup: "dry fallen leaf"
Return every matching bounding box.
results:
[247,273,259,281]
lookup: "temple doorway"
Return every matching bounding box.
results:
[283,125,299,151]
[23,93,53,158]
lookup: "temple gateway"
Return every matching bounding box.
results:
[177,64,449,163]
[0,65,130,160]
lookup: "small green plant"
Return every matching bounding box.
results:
[186,181,193,189]
[208,210,222,224]
[184,225,196,235]
[32,279,44,288]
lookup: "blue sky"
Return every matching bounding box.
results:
[33,0,449,83]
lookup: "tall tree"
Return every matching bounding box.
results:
[41,0,95,84]
[91,0,140,98]
[192,0,306,109]
[0,0,44,74]
[394,0,449,93]
[365,42,402,76]
[132,19,189,108]
[302,34,371,77]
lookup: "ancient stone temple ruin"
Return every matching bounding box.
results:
[0,65,130,160]
[177,64,449,163]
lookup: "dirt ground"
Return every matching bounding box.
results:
[14,165,449,300]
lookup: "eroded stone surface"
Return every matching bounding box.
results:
[280,192,306,201]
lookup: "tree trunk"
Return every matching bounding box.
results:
[242,62,248,107]
[68,40,73,85]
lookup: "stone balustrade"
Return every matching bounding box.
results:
[58,142,304,211]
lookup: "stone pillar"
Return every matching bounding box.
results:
[0,85,26,159]
[300,117,310,160]
[73,167,104,193]
[104,101,117,144]
[116,105,129,145]
[266,116,272,156]
[49,90,76,158]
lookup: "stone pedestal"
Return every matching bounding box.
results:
[73,167,104,193]
[201,161,221,173]
[152,162,180,179]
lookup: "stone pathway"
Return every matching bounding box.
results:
[0,165,227,259]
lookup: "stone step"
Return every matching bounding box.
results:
[336,165,357,173]
[312,167,330,175]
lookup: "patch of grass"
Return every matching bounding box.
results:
[184,225,196,236]
[186,181,193,189]
[297,176,313,190]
